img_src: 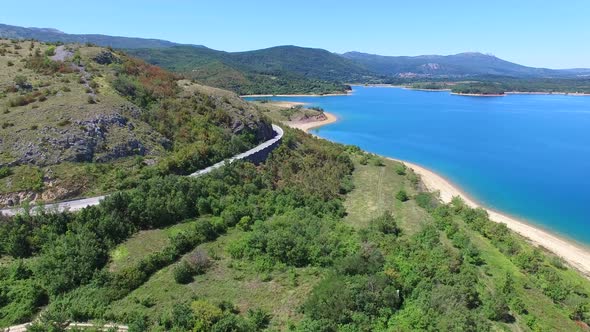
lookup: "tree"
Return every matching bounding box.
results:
[303,275,353,325]
[35,228,107,295]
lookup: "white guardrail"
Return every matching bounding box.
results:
[0,124,283,217]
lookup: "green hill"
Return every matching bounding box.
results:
[125,45,367,95]
[2,129,590,330]
[0,39,272,207]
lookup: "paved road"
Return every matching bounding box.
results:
[1,124,283,216]
[4,322,128,332]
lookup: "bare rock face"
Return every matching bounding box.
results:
[3,113,168,168]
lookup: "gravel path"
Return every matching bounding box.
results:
[50,45,73,62]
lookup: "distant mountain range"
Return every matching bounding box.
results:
[340,51,572,78]
[2,23,588,94]
[0,23,202,49]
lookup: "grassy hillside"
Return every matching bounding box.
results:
[125,46,363,95]
[0,39,272,207]
[2,126,590,331]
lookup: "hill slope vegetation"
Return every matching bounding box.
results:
[2,132,590,331]
[0,39,272,207]
[3,23,590,95]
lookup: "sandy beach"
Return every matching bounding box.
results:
[287,112,590,277]
[264,101,306,108]
[287,111,338,132]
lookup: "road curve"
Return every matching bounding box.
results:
[0,124,283,217]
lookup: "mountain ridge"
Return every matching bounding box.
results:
[2,23,589,95]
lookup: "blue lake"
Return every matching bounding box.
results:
[246,86,590,245]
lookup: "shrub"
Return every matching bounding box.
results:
[14,75,29,89]
[7,60,14,66]
[173,261,194,284]
[0,166,11,179]
[2,122,15,129]
[191,300,223,331]
[415,192,438,211]
[185,248,211,275]
[359,155,369,165]
[26,55,71,74]
[371,157,384,167]
[483,292,512,322]
[87,96,96,104]
[8,95,35,107]
[370,211,401,236]
[396,189,409,202]
[237,216,253,231]
[407,172,420,187]
[57,119,71,127]
[30,125,38,130]
[395,163,407,175]
[45,46,56,56]
[247,308,272,330]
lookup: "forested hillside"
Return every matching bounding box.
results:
[2,127,590,331]
[125,46,362,95]
[0,39,272,207]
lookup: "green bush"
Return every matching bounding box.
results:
[370,211,401,236]
[247,308,272,330]
[395,163,407,175]
[173,261,194,284]
[371,157,384,167]
[396,189,409,202]
[0,166,11,179]
[415,192,438,211]
[44,46,56,56]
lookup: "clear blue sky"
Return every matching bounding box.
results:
[1,0,589,68]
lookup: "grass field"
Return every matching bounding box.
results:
[344,155,431,235]
[107,228,325,330]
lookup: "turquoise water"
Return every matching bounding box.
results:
[246,86,590,245]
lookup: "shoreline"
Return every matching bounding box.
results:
[287,111,338,132]
[450,92,506,97]
[241,91,352,98]
[350,84,590,96]
[287,112,590,277]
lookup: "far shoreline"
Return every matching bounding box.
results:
[241,91,352,98]
[349,84,590,97]
[285,110,590,278]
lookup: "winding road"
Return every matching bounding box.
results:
[0,124,283,217]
